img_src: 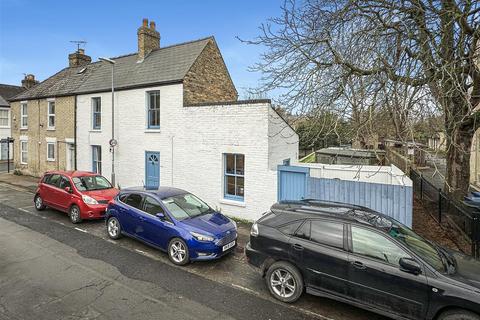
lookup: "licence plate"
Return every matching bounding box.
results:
[222,240,235,252]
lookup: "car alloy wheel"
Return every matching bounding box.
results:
[34,195,45,210]
[168,238,190,265]
[107,218,121,239]
[69,205,82,224]
[270,268,296,299]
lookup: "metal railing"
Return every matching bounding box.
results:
[411,169,480,258]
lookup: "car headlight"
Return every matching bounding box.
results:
[250,222,259,237]
[190,231,214,242]
[230,219,237,230]
[82,195,98,205]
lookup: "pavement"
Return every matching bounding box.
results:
[0,173,386,320]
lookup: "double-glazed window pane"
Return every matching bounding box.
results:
[21,104,28,127]
[92,145,102,174]
[47,143,55,160]
[92,97,101,129]
[20,141,28,163]
[147,91,160,128]
[0,110,8,126]
[224,154,245,200]
[48,102,55,128]
[351,226,409,266]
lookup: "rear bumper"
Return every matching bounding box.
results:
[245,242,267,274]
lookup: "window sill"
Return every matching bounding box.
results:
[46,159,56,162]
[46,128,56,131]
[145,129,161,133]
[220,198,246,208]
[90,130,102,133]
[20,127,28,130]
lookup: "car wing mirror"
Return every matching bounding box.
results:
[64,186,72,193]
[156,212,166,220]
[399,257,422,275]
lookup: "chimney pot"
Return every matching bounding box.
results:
[143,18,148,27]
[150,21,156,30]
[78,48,85,54]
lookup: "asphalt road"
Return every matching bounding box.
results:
[0,182,387,320]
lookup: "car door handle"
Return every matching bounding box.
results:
[292,243,304,251]
[138,216,146,222]
[351,261,366,270]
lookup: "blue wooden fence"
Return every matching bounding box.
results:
[278,165,413,227]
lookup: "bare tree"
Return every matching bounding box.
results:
[242,0,480,197]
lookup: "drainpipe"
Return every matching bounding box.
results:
[37,100,41,175]
[74,95,77,170]
[171,135,174,186]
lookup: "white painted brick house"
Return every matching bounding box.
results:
[74,19,298,220]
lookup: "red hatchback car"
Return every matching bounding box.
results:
[34,171,119,223]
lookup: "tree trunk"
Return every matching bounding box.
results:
[445,129,474,199]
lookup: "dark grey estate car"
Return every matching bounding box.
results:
[245,200,480,320]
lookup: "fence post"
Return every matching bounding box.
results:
[438,188,442,223]
[420,174,423,201]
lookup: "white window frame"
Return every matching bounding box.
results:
[91,97,102,130]
[46,142,56,161]
[20,102,28,129]
[47,100,55,130]
[92,145,102,174]
[146,90,160,129]
[0,108,9,128]
[20,140,28,164]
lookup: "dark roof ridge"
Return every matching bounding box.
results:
[107,36,214,60]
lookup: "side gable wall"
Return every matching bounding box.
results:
[183,40,238,105]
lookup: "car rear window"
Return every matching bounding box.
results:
[294,220,344,249]
[123,194,143,209]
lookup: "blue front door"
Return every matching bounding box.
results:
[145,151,160,189]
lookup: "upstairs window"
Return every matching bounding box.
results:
[47,101,55,129]
[224,153,245,201]
[92,97,101,130]
[0,109,9,127]
[147,91,160,129]
[20,103,28,128]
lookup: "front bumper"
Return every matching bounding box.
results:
[78,203,107,219]
[189,238,238,261]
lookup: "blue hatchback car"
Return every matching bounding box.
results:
[105,187,238,265]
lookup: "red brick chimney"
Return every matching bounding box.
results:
[137,18,160,61]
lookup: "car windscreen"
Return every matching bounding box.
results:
[387,221,445,272]
[161,193,213,221]
[72,176,112,191]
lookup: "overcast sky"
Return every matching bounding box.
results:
[0,0,283,98]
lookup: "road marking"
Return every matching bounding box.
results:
[74,227,88,233]
[231,284,259,294]
[134,249,160,260]
[18,208,31,213]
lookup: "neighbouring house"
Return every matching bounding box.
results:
[315,147,385,165]
[428,131,446,151]
[9,51,98,176]
[0,79,29,160]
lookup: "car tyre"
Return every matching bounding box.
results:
[266,261,303,303]
[34,194,46,211]
[168,238,190,266]
[107,217,122,240]
[438,309,480,320]
[69,205,82,224]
